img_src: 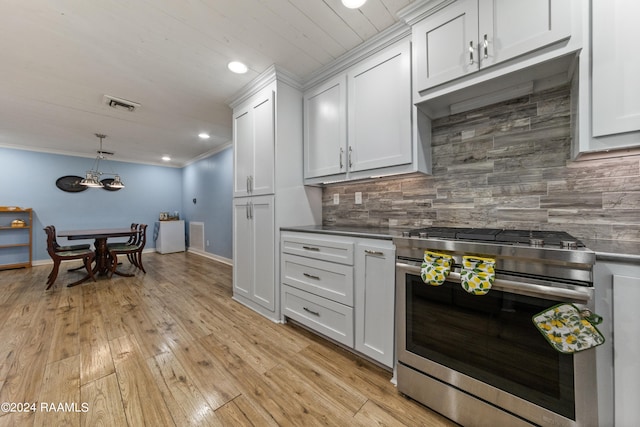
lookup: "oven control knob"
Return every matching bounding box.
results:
[562,240,577,249]
[419,232,428,238]
[529,238,544,247]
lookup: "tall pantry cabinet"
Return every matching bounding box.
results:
[230,66,322,321]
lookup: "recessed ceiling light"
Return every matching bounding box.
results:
[342,0,367,8]
[198,133,210,139]
[162,156,171,162]
[228,61,248,74]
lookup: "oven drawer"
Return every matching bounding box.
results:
[281,233,354,265]
[281,254,353,305]
[282,284,354,347]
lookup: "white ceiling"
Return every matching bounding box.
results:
[0,0,415,167]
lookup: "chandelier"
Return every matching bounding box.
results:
[80,133,125,188]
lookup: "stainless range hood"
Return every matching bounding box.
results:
[415,52,579,119]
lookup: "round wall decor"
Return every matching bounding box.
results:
[56,175,87,192]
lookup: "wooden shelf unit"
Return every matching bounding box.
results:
[0,207,33,270]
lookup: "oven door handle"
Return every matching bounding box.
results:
[395,262,592,303]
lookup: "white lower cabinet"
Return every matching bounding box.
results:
[593,260,640,426]
[354,241,396,368]
[233,196,275,312]
[282,284,354,347]
[281,231,395,368]
[612,274,640,427]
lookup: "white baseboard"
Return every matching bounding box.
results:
[187,248,233,266]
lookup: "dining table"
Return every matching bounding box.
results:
[58,227,136,276]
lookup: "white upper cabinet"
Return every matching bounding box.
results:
[591,0,640,139]
[304,37,424,184]
[413,0,571,92]
[348,40,412,173]
[413,0,478,90]
[233,87,275,197]
[304,75,347,179]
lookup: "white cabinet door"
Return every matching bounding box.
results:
[232,196,275,311]
[233,88,275,197]
[592,0,640,138]
[413,0,478,91]
[348,40,412,172]
[478,0,571,68]
[613,274,640,427]
[233,109,253,197]
[303,75,347,179]
[251,195,275,311]
[414,0,571,91]
[354,240,395,368]
[251,92,275,195]
[232,199,252,299]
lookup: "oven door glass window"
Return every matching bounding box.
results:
[406,274,575,420]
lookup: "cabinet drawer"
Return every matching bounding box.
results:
[281,234,354,265]
[282,285,354,347]
[282,254,353,305]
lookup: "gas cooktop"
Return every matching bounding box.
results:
[400,227,585,249]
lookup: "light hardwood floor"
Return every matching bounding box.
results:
[0,252,457,426]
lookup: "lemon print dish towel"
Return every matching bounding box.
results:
[460,255,496,295]
[532,303,605,354]
[421,251,453,286]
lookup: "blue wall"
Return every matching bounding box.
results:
[182,147,233,260]
[0,146,232,263]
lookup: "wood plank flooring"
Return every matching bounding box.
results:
[0,252,457,426]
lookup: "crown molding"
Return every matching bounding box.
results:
[398,0,456,26]
[302,21,411,90]
[227,65,302,109]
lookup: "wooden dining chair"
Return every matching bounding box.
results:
[46,225,91,252]
[44,226,96,289]
[107,224,147,277]
[45,225,92,272]
[107,223,138,266]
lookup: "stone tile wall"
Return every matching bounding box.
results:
[322,85,640,242]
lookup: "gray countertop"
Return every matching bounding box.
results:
[281,225,398,240]
[281,225,640,264]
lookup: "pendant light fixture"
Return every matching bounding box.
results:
[80,133,125,189]
[342,0,367,9]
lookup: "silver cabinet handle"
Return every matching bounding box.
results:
[483,34,488,59]
[302,246,320,251]
[348,146,353,168]
[469,41,475,65]
[249,175,253,193]
[245,202,250,219]
[303,272,320,280]
[339,147,344,169]
[250,201,253,219]
[303,307,320,316]
[364,249,384,256]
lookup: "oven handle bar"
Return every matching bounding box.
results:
[396,262,592,302]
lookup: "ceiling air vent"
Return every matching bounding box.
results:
[103,95,141,112]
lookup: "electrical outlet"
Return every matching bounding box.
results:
[333,194,339,205]
[355,192,362,204]
[206,240,210,247]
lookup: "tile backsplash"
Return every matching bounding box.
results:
[322,85,640,243]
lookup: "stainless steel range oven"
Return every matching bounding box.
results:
[394,228,599,427]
